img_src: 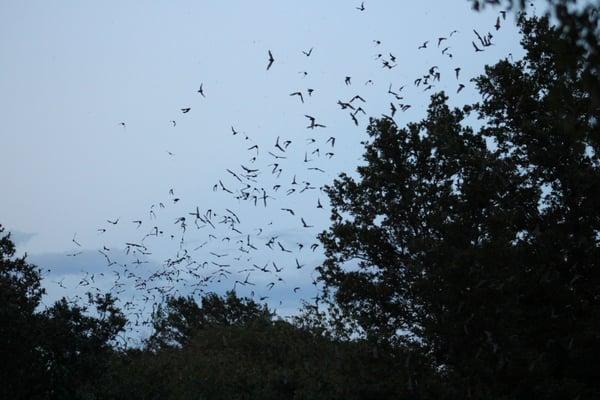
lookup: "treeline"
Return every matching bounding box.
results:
[1,228,431,399]
[2,5,600,400]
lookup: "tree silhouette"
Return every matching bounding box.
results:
[0,225,47,398]
[39,293,126,398]
[107,291,423,400]
[318,15,600,399]
[0,225,126,399]
[470,0,599,107]
[147,291,273,349]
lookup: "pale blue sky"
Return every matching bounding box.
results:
[0,1,538,324]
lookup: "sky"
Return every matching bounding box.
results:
[0,0,542,338]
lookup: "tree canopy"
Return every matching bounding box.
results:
[0,225,126,399]
[318,14,599,399]
[147,290,273,349]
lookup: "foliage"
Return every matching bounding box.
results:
[471,0,600,105]
[104,319,432,400]
[0,225,126,399]
[147,290,273,349]
[39,294,126,398]
[318,14,599,400]
[132,291,427,399]
[0,225,47,398]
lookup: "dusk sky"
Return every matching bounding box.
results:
[0,1,542,335]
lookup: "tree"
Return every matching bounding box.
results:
[0,225,47,398]
[39,293,126,399]
[0,224,126,399]
[147,291,273,349]
[318,14,599,400]
[107,313,425,400]
[470,0,599,106]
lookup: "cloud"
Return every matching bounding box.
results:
[27,245,320,327]
[29,250,116,276]
[3,228,37,247]
[28,247,159,276]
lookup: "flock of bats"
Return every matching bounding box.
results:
[51,3,509,338]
